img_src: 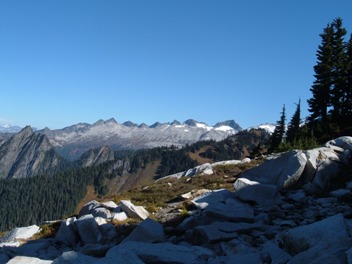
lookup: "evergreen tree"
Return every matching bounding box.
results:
[330,18,348,122]
[307,23,334,123]
[286,99,301,143]
[345,34,352,120]
[270,105,286,152]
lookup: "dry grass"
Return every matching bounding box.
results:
[74,185,98,215]
[109,160,262,214]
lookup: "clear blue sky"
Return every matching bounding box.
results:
[1,1,352,129]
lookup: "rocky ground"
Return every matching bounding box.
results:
[0,136,352,263]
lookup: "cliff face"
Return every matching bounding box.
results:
[0,126,62,179]
[78,145,115,167]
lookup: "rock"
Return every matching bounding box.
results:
[90,207,112,219]
[75,214,102,245]
[235,183,282,206]
[264,240,291,264]
[100,201,118,210]
[304,147,341,194]
[208,253,263,264]
[80,244,112,257]
[234,178,259,191]
[240,150,307,189]
[287,238,351,264]
[180,191,193,200]
[52,251,99,264]
[7,256,52,264]
[325,136,352,152]
[113,212,128,222]
[78,200,100,217]
[55,217,77,247]
[0,225,40,246]
[0,253,9,264]
[286,190,306,202]
[6,239,51,259]
[204,198,255,223]
[103,247,144,264]
[187,224,238,245]
[330,189,352,198]
[98,223,117,242]
[191,189,234,209]
[107,241,214,264]
[185,163,213,176]
[119,200,149,220]
[122,218,165,244]
[279,214,350,256]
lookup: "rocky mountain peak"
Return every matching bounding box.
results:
[0,127,62,179]
[123,121,138,127]
[214,120,242,130]
[184,119,201,127]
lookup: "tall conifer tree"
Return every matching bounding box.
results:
[307,24,334,123]
[330,18,347,122]
[345,34,352,119]
[286,99,301,143]
[270,105,286,152]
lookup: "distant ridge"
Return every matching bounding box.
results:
[38,118,242,160]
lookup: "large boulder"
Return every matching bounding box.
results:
[52,251,99,264]
[203,198,255,223]
[78,200,100,217]
[325,136,352,152]
[122,218,165,244]
[74,215,102,245]
[304,147,341,193]
[234,183,282,206]
[0,225,40,247]
[7,256,52,264]
[55,217,77,247]
[119,200,149,220]
[240,150,307,189]
[278,214,351,256]
[106,241,214,264]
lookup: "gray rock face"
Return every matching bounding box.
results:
[240,150,307,189]
[75,215,102,245]
[0,126,62,179]
[78,145,115,167]
[55,217,77,247]
[122,218,165,244]
[235,183,281,206]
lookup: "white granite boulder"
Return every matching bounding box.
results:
[240,150,307,189]
[0,225,40,247]
[119,200,149,220]
[7,256,52,264]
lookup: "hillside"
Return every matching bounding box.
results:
[0,136,351,263]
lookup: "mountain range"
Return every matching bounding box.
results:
[38,118,242,160]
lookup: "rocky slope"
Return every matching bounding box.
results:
[78,145,115,167]
[0,126,63,179]
[1,136,351,263]
[39,118,242,160]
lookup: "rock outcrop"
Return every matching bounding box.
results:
[78,146,115,167]
[0,126,62,179]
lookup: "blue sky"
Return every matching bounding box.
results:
[1,1,352,129]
